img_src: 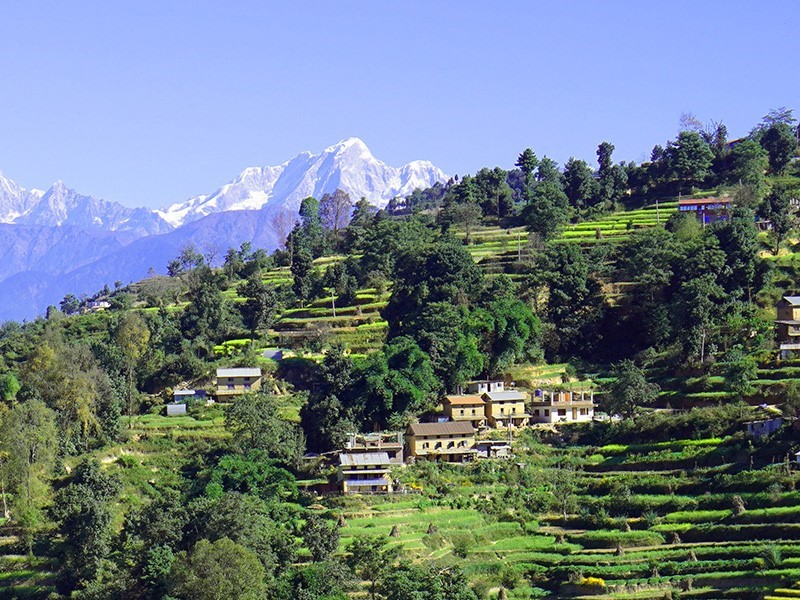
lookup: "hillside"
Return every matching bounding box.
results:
[1,110,800,599]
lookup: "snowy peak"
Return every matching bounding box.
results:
[0,172,43,223]
[158,138,448,226]
[0,173,172,236]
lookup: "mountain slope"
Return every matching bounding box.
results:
[157,138,447,227]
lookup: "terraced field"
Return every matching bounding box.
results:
[335,432,800,599]
[464,202,677,276]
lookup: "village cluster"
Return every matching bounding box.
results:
[166,370,596,495]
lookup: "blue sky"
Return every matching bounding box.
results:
[0,1,797,209]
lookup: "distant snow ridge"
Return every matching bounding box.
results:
[0,174,172,236]
[157,137,448,227]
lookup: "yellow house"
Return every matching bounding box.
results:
[338,452,394,495]
[216,367,262,400]
[482,390,529,428]
[442,395,486,428]
[405,421,476,462]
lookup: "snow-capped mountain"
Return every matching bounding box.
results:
[0,174,172,236]
[157,138,448,227]
[0,138,448,322]
[0,172,44,222]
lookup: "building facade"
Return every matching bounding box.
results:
[405,421,476,462]
[529,389,595,424]
[482,390,530,428]
[338,451,394,494]
[678,197,731,225]
[215,367,262,399]
[443,395,487,428]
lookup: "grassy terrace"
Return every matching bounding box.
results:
[330,432,800,598]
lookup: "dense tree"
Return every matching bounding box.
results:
[380,564,478,600]
[115,312,151,425]
[728,138,769,197]
[299,196,326,257]
[473,288,541,376]
[758,122,798,175]
[52,459,122,591]
[385,239,483,338]
[665,131,714,193]
[523,180,570,239]
[0,400,58,554]
[186,492,297,576]
[760,185,795,254]
[543,244,606,359]
[180,265,230,347]
[60,293,80,315]
[237,273,278,337]
[473,167,513,217]
[22,338,116,448]
[225,393,305,466]
[515,148,539,203]
[359,335,439,428]
[170,538,266,600]
[563,157,599,210]
[596,142,627,207]
[290,242,315,303]
[711,208,761,300]
[301,346,360,452]
[603,360,660,420]
[205,451,298,502]
[0,372,20,403]
[346,536,401,600]
[302,513,340,562]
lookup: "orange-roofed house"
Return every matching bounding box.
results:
[442,395,487,428]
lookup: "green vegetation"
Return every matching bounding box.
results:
[1,106,799,598]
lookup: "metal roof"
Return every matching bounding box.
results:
[484,390,526,402]
[217,368,262,378]
[407,421,475,436]
[339,452,391,466]
[782,296,800,306]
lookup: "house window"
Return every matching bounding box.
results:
[447,441,455,449]
[422,442,429,449]
[435,442,442,450]
[512,407,517,414]
[558,409,566,416]
[500,407,505,414]
[534,409,539,416]
[227,384,234,390]
[244,384,251,389]
[544,409,550,416]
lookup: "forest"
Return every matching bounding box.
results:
[1,108,800,599]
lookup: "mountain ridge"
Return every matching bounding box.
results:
[0,138,448,321]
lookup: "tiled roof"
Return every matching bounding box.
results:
[444,395,485,406]
[407,421,475,437]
